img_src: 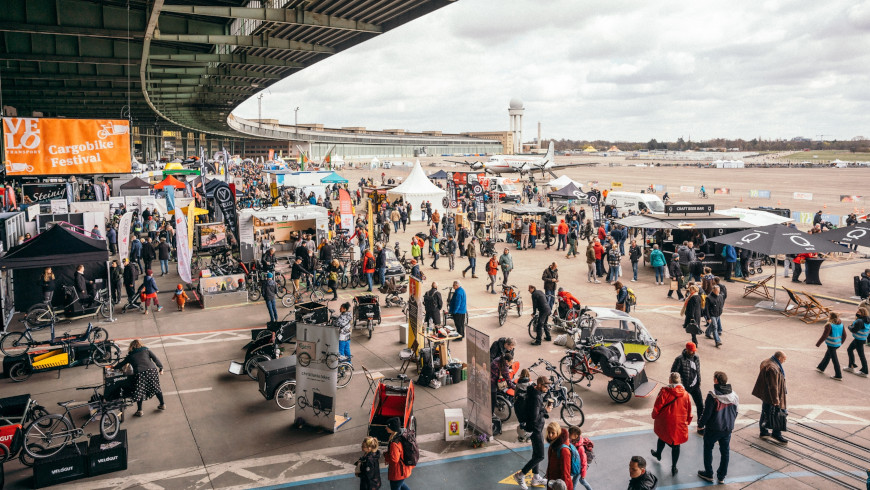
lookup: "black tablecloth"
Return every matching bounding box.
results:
[805,258,824,285]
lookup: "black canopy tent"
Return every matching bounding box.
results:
[0,224,110,310]
[818,224,870,248]
[547,182,587,201]
[429,170,450,180]
[118,177,152,190]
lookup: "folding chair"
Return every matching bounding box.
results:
[743,274,774,300]
[399,339,419,375]
[360,365,385,407]
[800,293,832,324]
[781,287,812,318]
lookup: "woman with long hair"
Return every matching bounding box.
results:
[112,339,165,417]
[41,267,56,304]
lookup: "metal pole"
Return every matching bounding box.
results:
[257,94,263,128]
[104,260,115,323]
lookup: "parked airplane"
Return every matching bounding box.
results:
[447,142,596,178]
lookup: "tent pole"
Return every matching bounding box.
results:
[104,260,116,323]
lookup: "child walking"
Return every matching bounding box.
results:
[568,426,593,490]
[174,284,190,311]
[355,436,382,489]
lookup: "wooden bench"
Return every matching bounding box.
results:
[781,287,813,318]
[800,292,833,324]
[743,274,774,300]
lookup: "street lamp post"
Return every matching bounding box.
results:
[294,107,299,135]
[257,93,264,129]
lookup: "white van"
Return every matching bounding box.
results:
[606,191,665,215]
[466,175,522,202]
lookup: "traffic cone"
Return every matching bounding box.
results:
[823,204,827,209]
[777,200,782,206]
[739,197,743,203]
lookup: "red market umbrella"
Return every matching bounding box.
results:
[153,175,187,189]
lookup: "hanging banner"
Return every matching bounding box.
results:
[187,201,196,250]
[213,181,239,243]
[2,117,131,175]
[749,190,771,199]
[472,182,485,221]
[268,149,275,161]
[21,183,67,204]
[408,275,423,350]
[338,189,354,233]
[366,199,374,251]
[840,195,863,203]
[680,186,695,193]
[447,177,457,208]
[165,187,176,212]
[713,188,730,195]
[117,211,133,263]
[174,211,193,284]
[588,193,601,226]
[793,192,813,200]
[465,326,491,437]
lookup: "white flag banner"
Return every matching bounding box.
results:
[174,211,193,284]
[118,211,133,262]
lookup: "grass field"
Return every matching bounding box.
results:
[781,150,870,162]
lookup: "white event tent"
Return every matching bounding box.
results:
[387,160,447,216]
[546,175,583,190]
[717,208,793,226]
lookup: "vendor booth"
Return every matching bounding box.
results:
[238,205,329,263]
[386,161,446,217]
[117,177,152,197]
[546,175,583,190]
[0,224,109,312]
[547,182,587,204]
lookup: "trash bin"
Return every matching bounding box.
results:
[447,363,462,384]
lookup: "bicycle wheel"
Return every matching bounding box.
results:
[25,303,53,328]
[88,327,108,344]
[100,411,120,440]
[9,361,32,382]
[340,275,349,289]
[275,381,297,410]
[19,443,40,466]
[0,331,29,357]
[561,402,585,427]
[24,414,74,459]
[528,317,537,340]
[517,299,523,317]
[498,303,507,326]
[350,273,360,288]
[310,289,325,302]
[282,295,296,308]
[248,285,262,302]
[297,351,312,367]
[367,320,373,339]
[0,439,8,463]
[90,343,121,367]
[97,303,111,319]
[607,379,632,404]
[559,355,584,384]
[274,274,286,288]
[643,345,661,362]
[28,405,51,428]
[336,362,354,388]
[494,395,512,422]
[276,285,287,298]
[245,354,270,380]
[319,278,331,294]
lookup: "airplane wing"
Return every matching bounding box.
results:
[550,162,600,168]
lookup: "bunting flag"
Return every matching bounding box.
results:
[165,186,176,212]
[187,198,196,250]
[338,188,354,233]
[118,211,133,261]
[174,210,193,284]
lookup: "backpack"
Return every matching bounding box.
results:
[626,288,637,306]
[514,387,532,426]
[398,430,419,467]
[581,437,595,463]
[561,444,582,477]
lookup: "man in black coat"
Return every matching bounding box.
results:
[511,376,552,488]
[672,342,704,433]
[122,258,140,305]
[423,282,443,328]
[859,269,870,300]
[375,244,387,286]
[141,237,156,274]
[529,285,551,345]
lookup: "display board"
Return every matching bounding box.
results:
[465,326,491,437]
[198,223,228,249]
[21,183,67,205]
[295,322,339,432]
[2,117,131,175]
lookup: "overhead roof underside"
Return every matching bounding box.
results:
[0,0,456,136]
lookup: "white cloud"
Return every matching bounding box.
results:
[233,0,870,141]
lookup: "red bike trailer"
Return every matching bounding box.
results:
[367,377,415,445]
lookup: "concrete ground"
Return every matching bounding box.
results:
[2,162,870,490]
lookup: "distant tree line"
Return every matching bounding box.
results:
[551,138,870,153]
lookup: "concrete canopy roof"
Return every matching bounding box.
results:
[0,0,458,136]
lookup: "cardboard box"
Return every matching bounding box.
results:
[444,408,465,441]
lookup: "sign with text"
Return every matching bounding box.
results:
[465,326,491,437]
[749,190,771,199]
[611,182,623,188]
[3,117,131,175]
[21,183,67,204]
[840,195,863,203]
[665,204,715,214]
[680,186,695,193]
[713,188,730,195]
[793,192,813,201]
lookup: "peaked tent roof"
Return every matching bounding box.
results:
[386,161,447,198]
[546,175,582,189]
[119,177,152,189]
[547,182,587,200]
[154,175,187,189]
[320,172,348,184]
[429,170,450,179]
[0,224,108,270]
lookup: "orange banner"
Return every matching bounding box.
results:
[3,117,132,176]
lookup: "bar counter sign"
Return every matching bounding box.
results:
[665,204,714,215]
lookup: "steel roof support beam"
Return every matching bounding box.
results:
[148,78,256,87]
[160,5,382,33]
[148,53,304,68]
[147,66,282,79]
[0,21,141,40]
[0,53,139,65]
[152,33,334,54]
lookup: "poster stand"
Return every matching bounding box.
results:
[294,322,343,433]
[465,327,491,437]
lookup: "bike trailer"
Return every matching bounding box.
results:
[296,301,329,324]
[353,295,381,322]
[257,356,296,400]
[367,379,415,445]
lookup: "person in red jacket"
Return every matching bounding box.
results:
[545,422,573,490]
[385,418,412,489]
[568,426,592,490]
[363,249,376,292]
[557,220,569,251]
[650,372,693,476]
[593,239,606,278]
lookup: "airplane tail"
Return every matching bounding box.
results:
[543,141,554,165]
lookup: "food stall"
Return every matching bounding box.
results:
[238,205,329,264]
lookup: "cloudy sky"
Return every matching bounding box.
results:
[234,0,870,142]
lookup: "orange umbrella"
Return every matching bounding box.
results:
[153,175,186,189]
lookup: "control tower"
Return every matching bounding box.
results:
[508,98,524,154]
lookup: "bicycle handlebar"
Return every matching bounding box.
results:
[75,384,104,391]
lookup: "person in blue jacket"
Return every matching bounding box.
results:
[449,280,467,337]
[722,245,737,282]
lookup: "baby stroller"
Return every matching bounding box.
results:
[120,286,145,313]
[379,277,407,309]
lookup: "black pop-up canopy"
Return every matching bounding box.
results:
[1,224,109,309]
[119,177,152,190]
[547,182,587,200]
